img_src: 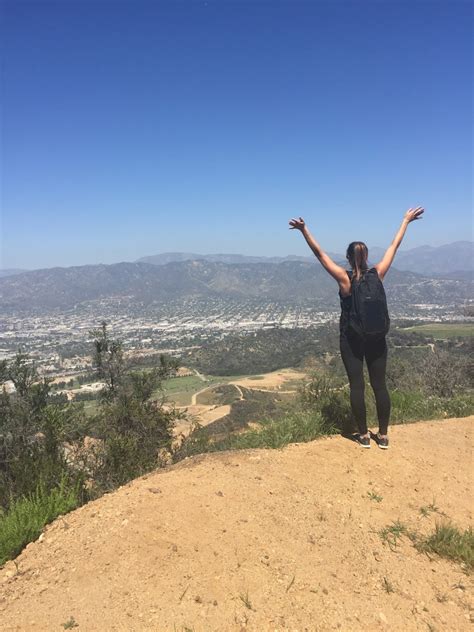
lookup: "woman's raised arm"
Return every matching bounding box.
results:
[374,207,424,281]
[289,216,347,285]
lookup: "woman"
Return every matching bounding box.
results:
[289,207,424,448]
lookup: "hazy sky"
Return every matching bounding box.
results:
[2,0,472,269]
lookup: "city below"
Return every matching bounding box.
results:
[0,295,471,380]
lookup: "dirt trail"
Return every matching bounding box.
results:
[1,417,472,632]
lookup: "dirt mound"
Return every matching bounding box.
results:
[1,417,472,631]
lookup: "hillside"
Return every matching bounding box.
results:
[1,417,472,631]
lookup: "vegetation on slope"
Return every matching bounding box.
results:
[0,320,472,567]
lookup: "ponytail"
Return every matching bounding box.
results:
[346,242,369,281]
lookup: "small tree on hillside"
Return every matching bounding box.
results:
[89,321,125,397]
[89,322,183,490]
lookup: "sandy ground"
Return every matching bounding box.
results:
[0,416,472,632]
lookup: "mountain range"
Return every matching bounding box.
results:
[1,241,472,282]
[0,258,471,314]
[136,241,473,277]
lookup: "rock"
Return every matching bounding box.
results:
[379,612,388,624]
[148,487,162,494]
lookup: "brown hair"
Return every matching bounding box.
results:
[346,241,369,281]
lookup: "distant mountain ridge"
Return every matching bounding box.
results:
[375,241,474,276]
[2,241,471,279]
[137,252,318,265]
[137,241,473,276]
[0,258,471,314]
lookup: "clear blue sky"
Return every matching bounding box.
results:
[2,0,472,269]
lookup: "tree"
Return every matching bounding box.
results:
[89,321,125,397]
[88,322,183,489]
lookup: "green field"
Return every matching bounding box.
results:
[155,375,210,405]
[398,323,474,339]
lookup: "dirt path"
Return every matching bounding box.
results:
[1,417,472,632]
[192,368,208,382]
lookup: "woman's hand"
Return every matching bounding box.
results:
[404,207,424,223]
[289,216,306,231]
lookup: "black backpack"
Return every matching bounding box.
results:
[348,268,390,339]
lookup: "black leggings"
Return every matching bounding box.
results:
[340,332,390,435]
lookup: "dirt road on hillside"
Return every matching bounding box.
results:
[1,417,472,631]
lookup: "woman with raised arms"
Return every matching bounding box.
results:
[289,207,424,448]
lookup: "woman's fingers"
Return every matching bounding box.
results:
[407,206,425,221]
[406,206,425,221]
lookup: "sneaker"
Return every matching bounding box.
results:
[357,433,371,448]
[371,432,389,449]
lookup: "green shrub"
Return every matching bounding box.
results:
[92,396,182,490]
[299,374,354,434]
[0,477,82,566]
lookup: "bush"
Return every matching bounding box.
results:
[419,348,472,398]
[299,373,353,434]
[0,477,82,566]
[0,368,88,510]
[91,392,183,490]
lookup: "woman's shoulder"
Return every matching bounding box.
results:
[338,269,352,298]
